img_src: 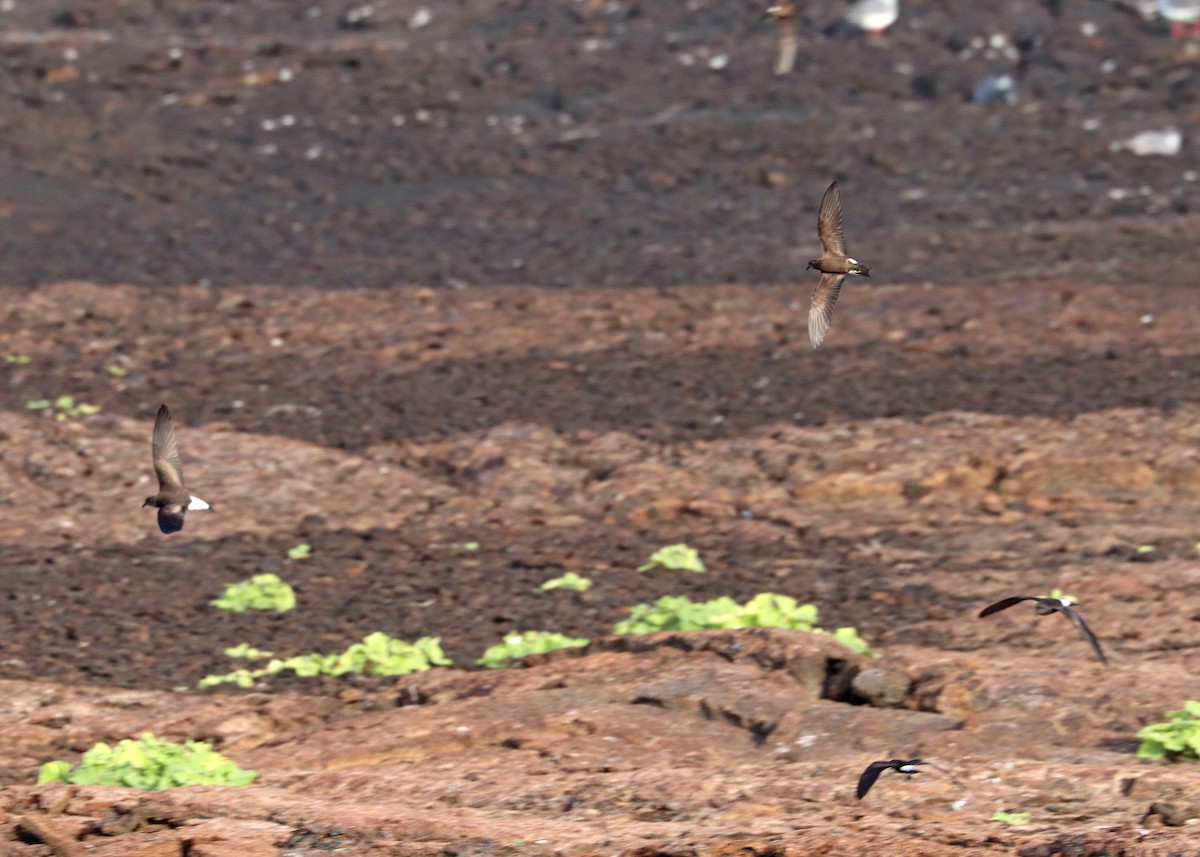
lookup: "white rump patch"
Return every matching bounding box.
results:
[848,257,858,264]
[188,496,212,511]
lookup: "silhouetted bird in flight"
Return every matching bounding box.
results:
[807,181,870,348]
[855,758,963,799]
[142,404,212,534]
[978,595,1108,665]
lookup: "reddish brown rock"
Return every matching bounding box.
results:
[4,281,1200,856]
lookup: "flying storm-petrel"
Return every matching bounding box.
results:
[855,758,963,800]
[978,595,1108,665]
[807,181,871,348]
[142,404,212,534]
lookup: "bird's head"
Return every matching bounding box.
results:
[142,496,158,509]
[765,1,795,20]
[806,259,821,271]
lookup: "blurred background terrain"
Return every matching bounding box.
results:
[1,1,1200,855]
[0,0,1196,288]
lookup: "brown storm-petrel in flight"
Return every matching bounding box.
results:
[807,181,871,348]
[978,595,1108,665]
[142,404,212,534]
[855,758,964,800]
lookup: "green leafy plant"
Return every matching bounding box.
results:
[198,668,259,689]
[540,572,592,592]
[614,593,876,656]
[211,573,296,613]
[476,631,589,668]
[1137,700,1200,760]
[37,733,257,790]
[991,810,1030,826]
[286,543,311,560]
[224,643,274,660]
[638,543,706,573]
[199,633,451,688]
[106,363,128,376]
[5,354,31,364]
[26,394,101,420]
[830,626,875,656]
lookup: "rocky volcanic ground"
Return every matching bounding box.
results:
[0,281,1199,856]
[1,0,1200,855]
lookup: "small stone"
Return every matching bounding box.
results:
[851,667,910,708]
[409,7,432,28]
[1111,128,1182,157]
[1143,802,1195,827]
[759,169,789,188]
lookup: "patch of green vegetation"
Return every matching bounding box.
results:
[1137,700,1200,761]
[476,631,590,669]
[991,810,1030,826]
[106,364,128,377]
[5,354,31,364]
[286,543,311,560]
[26,394,101,420]
[211,573,296,613]
[1136,544,1155,555]
[540,572,592,592]
[463,541,480,551]
[198,668,259,689]
[637,543,706,573]
[223,643,274,660]
[198,633,451,688]
[37,733,257,790]
[829,626,875,656]
[613,593,876,656]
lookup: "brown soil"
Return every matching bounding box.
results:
[2,0,1200,854]
[2,281,1200,856]
[0,0,1197,289]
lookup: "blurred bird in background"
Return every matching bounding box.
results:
[845,0,899,37]
[1158,0,1200,37]
[766,1,798,75]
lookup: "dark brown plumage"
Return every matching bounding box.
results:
[806,181,870,348]
[856,758,964,800]
[142,404,211,534]
[978,595,1108,665]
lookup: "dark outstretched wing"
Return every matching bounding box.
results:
[157,504,186,534]
[817,181,846,256]
[856,760,891,800]
[809,272,847,348]
[152,404,185,492]
[1060,605,1108,665]
[978,595,1035,618]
